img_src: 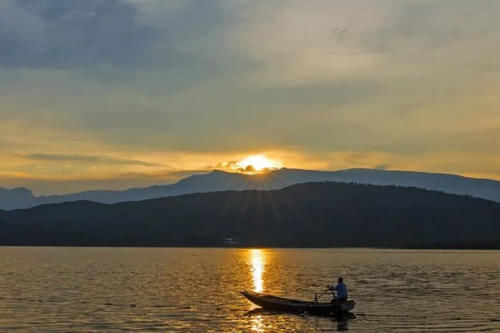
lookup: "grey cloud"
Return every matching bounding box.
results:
[362,1,500,54]
[24,153,161,167]
[0,0,160,68]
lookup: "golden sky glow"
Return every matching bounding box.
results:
[222,155,283,174]
[1,1,500,194]
[235,155,282,172]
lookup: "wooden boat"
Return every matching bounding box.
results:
[241,291,355,315]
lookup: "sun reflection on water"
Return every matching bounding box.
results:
[248,249,267,332]
[249,249,265,292]
[251,315,265,332]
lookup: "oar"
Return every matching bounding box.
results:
[314,288,331,302]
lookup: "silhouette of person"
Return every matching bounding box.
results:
[328,277,348,302]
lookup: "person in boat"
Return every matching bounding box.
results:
[328,277,348,302]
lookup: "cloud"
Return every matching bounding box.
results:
[215,160,256,174]
[1,0,500,193]
[23,153,162,167]
[0,0,160,68]
[233,0,500,88]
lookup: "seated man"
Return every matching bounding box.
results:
[328,277,348,302]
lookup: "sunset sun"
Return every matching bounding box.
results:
[234,155,283,173]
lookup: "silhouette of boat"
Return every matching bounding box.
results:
[241,291,355,315]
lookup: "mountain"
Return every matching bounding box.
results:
[0,182,499,248]
[0,187,38,209]
[1,168,500,210]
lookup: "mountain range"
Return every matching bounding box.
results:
[0,182,499,248]
[1,168,500,210]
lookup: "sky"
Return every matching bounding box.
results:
[1,0,500,195]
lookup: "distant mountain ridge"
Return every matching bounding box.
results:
[1,168,500,210]
[0,187,36,207]
[0,182,499,248]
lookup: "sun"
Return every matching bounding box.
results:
[233,155,282,173]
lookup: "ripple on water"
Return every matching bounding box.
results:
[0,247,498,332]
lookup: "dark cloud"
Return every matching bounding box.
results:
[24,153,161,167]
[0,0,160,68]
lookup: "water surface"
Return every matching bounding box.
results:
[0,247,499,332]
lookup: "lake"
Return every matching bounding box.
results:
[0,247,499,332]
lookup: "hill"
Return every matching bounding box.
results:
[0,187,38,209]
[2,168,500,210]
[0,182,499,248]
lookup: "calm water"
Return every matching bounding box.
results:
[0,248,499,332]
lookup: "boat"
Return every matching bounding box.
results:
[241,291,355,315]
